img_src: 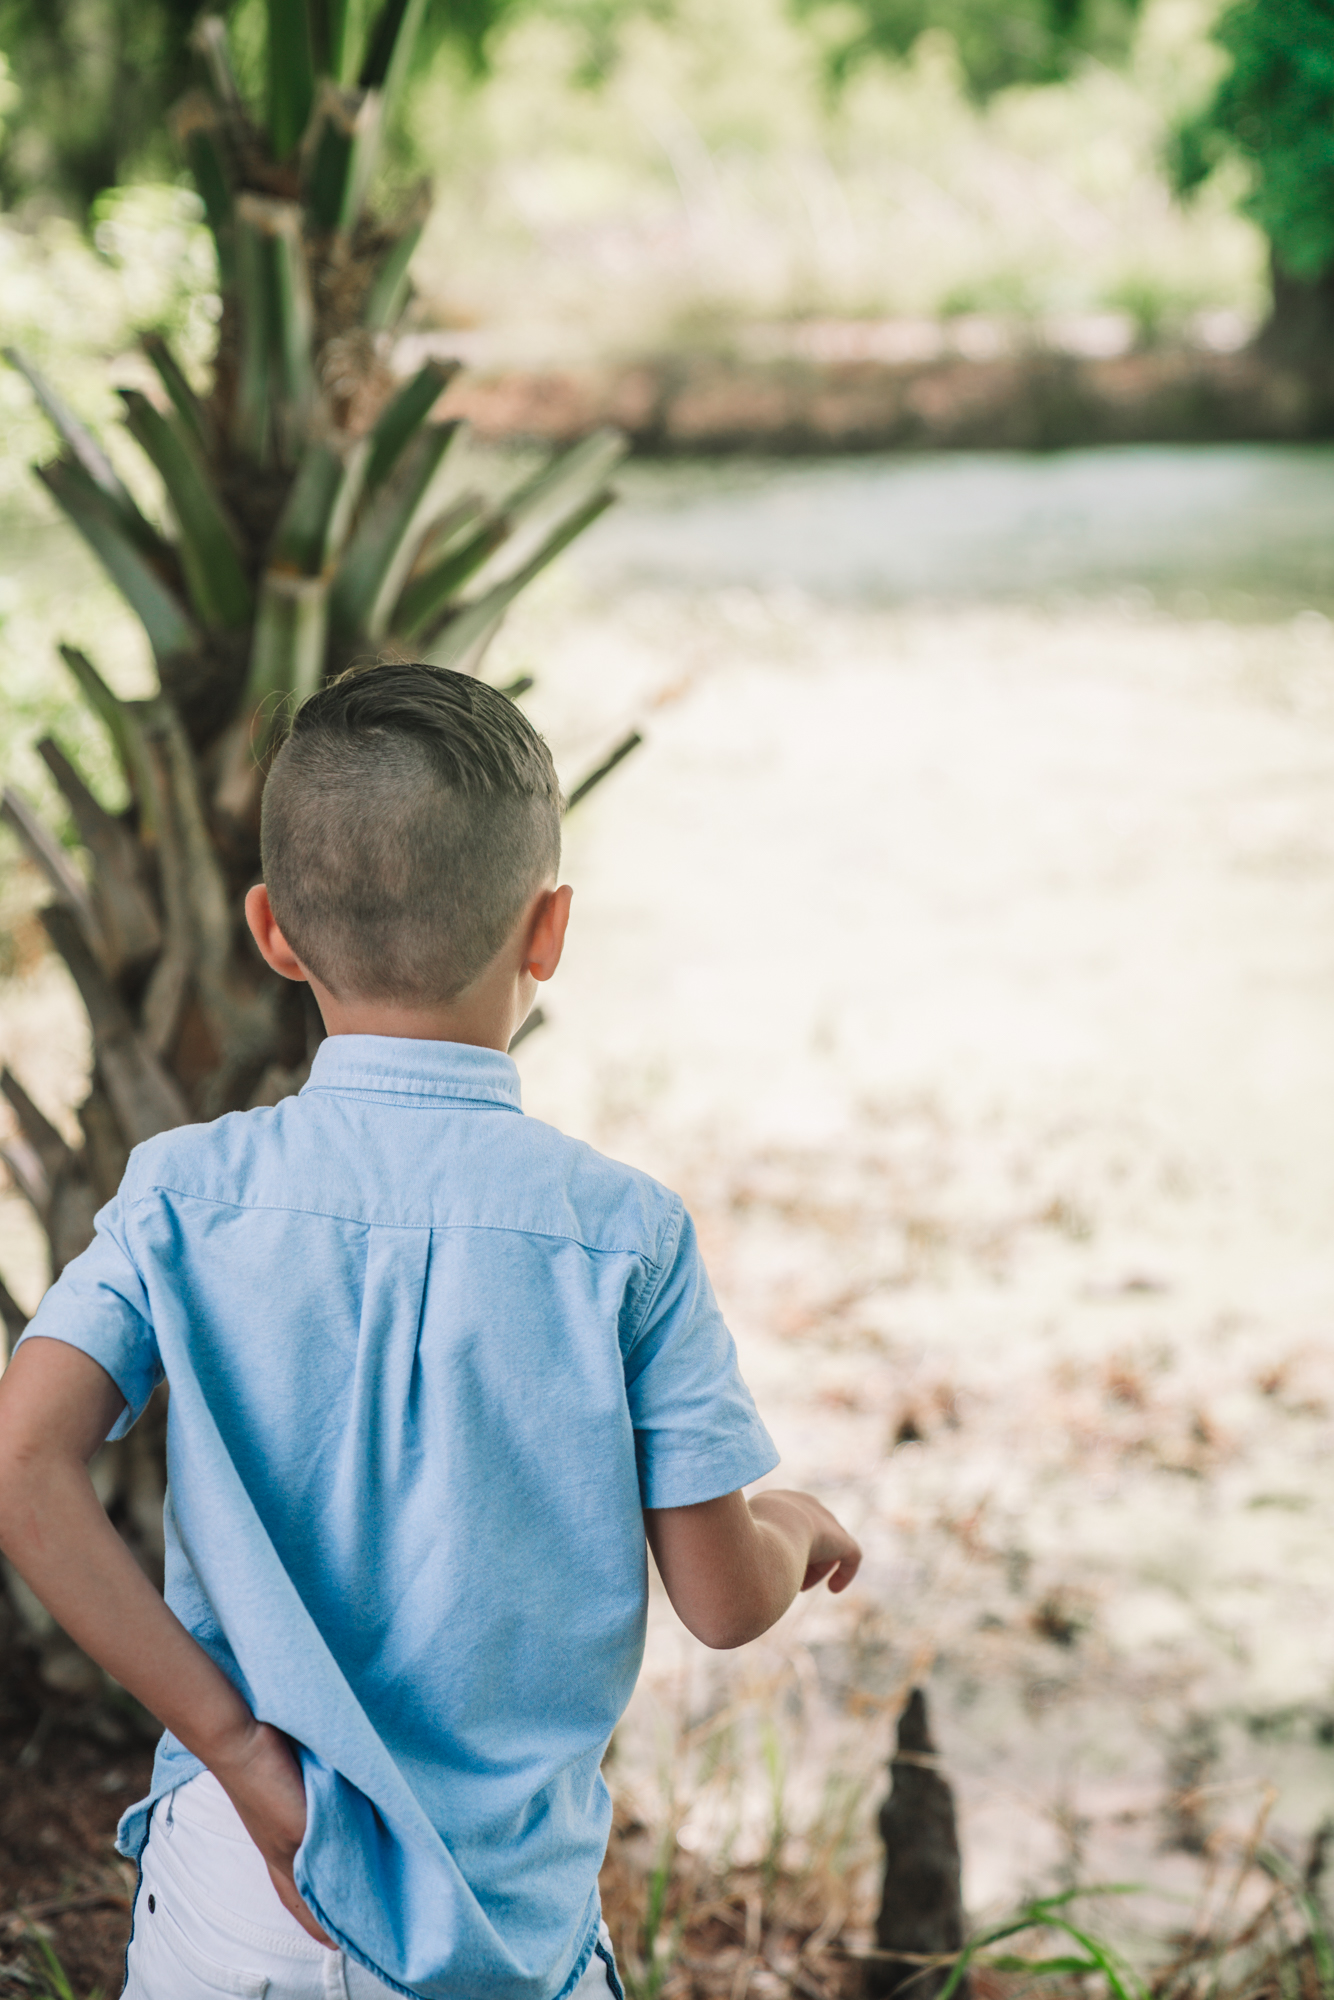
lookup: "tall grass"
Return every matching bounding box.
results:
[599,1680,1334,2000]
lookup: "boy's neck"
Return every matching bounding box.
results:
[243,879,572,1058]
[308,971,536,1056]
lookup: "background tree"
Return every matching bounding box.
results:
[792,0,1144,97]
[1173,0,1334,363]
[0,0,633,1677]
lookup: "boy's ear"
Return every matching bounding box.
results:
[244,885,310,984]
[527,884,573,984]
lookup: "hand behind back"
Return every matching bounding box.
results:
[210,1720,334,1947]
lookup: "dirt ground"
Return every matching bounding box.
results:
[0,1604,152,1997]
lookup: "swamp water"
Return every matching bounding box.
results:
[5,444,1334,1942]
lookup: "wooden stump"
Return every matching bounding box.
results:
[870,1688,970,2000]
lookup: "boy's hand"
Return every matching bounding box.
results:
[208,1720,333,1947]
[752,1490,862,1594]
[645,1486,861,1650]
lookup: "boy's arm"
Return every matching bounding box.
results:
[644,1487,861,1649]
[0,1337,331,1946]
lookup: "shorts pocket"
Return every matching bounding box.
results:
[125,1867,270,1999]
[594,1938,625,2000]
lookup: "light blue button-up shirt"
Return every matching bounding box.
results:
[20,1036,778,2000]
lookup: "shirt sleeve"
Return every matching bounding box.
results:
[624,1201,779,1509]
[15,1190,162,1441]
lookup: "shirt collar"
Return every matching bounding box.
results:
[302,1034,523,1110]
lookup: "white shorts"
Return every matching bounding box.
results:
[121,1770,623,2000]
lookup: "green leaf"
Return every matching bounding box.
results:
[330,421,462,639]
[270,435,371,574]
[304,81,383,233]
[233,195,318,463]
[498,427,627,537]
[400,429,625,639]
[243,570,330,722]
[171,92,235,282]
[36,449,170,571]
[5,348,147,536]
[231,202,271,461]
[118,390,252,630]
[364,359,459,492]
[58,646,158,833]
[191,16,248,124]
[392,504,500,639]
[38,461,198,663]
[425,489,613,670]
[359,0,430,129]
[362,198,427,330]
[565,730,642,812]
[309,0,355,83]
[266,0,316,158]
[263,202,319,451]
[142,333,214,454]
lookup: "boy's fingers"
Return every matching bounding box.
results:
[267,1862,334,1947]
[827,1547,863,1592]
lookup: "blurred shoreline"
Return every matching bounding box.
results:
[425,320,1331,454]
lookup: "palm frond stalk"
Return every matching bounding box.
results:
[0,1,636,1678]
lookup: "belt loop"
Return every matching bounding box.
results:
[325,1948,352,1999]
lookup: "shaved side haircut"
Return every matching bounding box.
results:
[260,662,562,1003]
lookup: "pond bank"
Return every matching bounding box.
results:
[439,345,1333,454]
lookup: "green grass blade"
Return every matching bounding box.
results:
[119,390,251,630]
[330,421,462,638]
[984,1955,1101,1975]
[1025,1917,1149,2000]
[26,1928,79,2000]
[38,461,197,662]
[364,359,459,493]
[935,1885,1150,2000]
[1259,1849,1334,1995]
[266,0,315,157]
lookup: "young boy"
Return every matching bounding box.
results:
[0,662,861,2000]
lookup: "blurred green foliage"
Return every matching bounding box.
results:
[0,0,512,212]
[0,0,199,209]
[796,0,1145,97]
[0,0,1152,216]
[1173,1,1334,284]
